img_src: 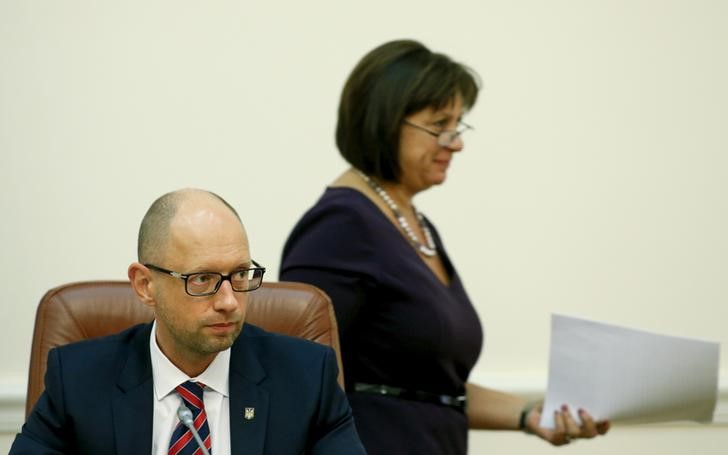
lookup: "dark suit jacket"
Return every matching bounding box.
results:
[10,322,366,454]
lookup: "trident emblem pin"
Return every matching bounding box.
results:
[244,407,255,420]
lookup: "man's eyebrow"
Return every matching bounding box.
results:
[185,261,253,274]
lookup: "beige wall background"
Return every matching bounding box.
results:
[1,0,726,452]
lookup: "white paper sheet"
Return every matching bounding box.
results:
[539,314,720,428]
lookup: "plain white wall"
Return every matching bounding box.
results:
[2,0,727,452]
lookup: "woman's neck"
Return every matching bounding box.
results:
[337,168,415,211]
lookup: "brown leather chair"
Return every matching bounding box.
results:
[25,280,343,417]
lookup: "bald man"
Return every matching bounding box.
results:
[11,189,366,455]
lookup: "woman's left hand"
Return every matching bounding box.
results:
[525,404,610,446]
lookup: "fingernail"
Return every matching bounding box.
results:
[578,408,585,415]
[561,404,569,412]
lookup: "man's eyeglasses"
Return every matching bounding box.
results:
[144,261,266,296]
[403,120,474,147]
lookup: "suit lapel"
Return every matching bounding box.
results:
[105,323,271,454]
[229,326,269,455]
[112,323,154,454]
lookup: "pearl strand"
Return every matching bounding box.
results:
[356,170,437,257]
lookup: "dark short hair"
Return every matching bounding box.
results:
[137,189,241,263]
[336,39,480,182]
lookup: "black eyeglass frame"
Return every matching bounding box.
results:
[144,260,266,296]
[403,120,474,147]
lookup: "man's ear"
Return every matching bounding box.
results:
[128,262,156,308]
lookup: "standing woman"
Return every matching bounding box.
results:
[280,40,609,454]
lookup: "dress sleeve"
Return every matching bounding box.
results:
[280,199,378,335]
[281,267,367,335]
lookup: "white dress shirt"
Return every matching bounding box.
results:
[149,321,231,455]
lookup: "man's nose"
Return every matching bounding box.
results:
[214,280,239,311]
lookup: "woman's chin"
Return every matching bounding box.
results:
[430,172,448,186]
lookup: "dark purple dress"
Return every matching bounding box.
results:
[280,187,483,455]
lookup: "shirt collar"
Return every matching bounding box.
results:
[149,320,231,401]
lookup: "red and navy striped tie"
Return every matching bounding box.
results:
[168,381,212,455]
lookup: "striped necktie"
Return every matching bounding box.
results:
[168,381,212,455]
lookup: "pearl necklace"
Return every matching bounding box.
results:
[356,170,437,257]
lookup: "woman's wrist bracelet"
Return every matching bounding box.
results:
[518,402,536,432]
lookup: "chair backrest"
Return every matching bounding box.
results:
[25,280,343,417]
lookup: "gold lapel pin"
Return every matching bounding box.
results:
[244,407,255,420]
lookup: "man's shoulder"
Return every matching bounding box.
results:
[42,322,152,390]
[236,323,336,377]
[233,323,339,394]
[238,323,330,355]
[52,322,151,357]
